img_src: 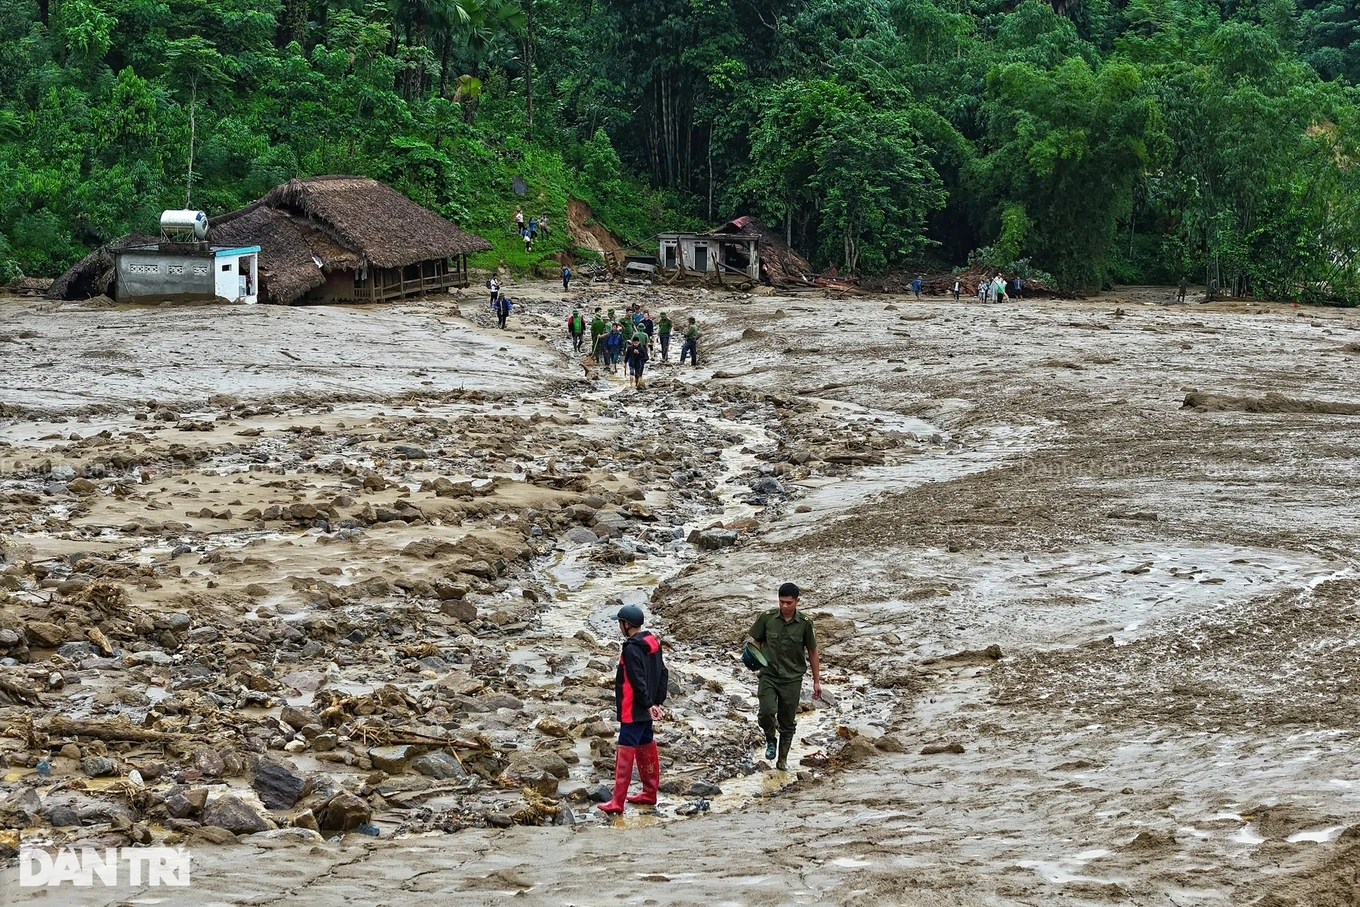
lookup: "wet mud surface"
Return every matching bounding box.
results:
[2,286,1360,905]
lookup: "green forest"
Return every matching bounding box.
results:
[4,0,1360,299]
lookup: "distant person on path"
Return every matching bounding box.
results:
[529,217,538,241]
[514,207,524,233]
[994,275,1008,303]
[912,276,923,300]
[624,335,649,388]
[495,294,511,329]
[680,317,699,366]
[657,312,673,362]
[1178,276,1188,302]
[604,323,624,373]
[562,265,572,292]
[1208,278,1219,302]
[1013,276,1023,299]
[597,604,668,814]
[488,277,500,309]
[539,214,550,237]
[747,582,821,772]
[567,308,586,352]
[522,228,532,254]
[953,279,961,301]
[978,282,987,303]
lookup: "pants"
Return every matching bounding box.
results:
[571,331,583,350]
[618,721,655,747]
[659,334,670,359]
[680,339,697,366]
[564,277,571,290]
[497,311,507,328]
[757,674,801,741]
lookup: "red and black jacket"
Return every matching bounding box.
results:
[615,630,668,724]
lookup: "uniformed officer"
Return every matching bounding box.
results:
[747,582,822,771]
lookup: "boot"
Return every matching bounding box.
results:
[596,746,637,814]
[775,734,793,772]
[626,741,659,804]
[764,738,778,761]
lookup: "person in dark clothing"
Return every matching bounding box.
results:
[604,323,624,373]
[624,336,649,388]
[598,604,668,813]
[680,317,699,366]
[1177,276,1188,302]
[495,295,511,329]
[912,276,923,299]
[641,311,655,352]
[562,266,572,292]
[657,312,673,362]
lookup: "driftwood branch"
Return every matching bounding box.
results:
[43,717,186,743]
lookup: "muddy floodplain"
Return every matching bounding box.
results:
[2,285,1360,906]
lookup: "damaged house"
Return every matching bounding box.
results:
[49,176,491,306]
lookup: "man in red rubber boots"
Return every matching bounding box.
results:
[598,604,668,814]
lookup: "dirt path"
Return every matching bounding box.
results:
[4,287,1360,906]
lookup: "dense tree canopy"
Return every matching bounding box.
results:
[4,0,1360,299]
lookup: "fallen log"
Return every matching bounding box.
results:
[44,717,186,743]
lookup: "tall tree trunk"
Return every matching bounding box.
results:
[524,0,534,142]
[38,0,50,26]
[439,33,450,96]
[185,80,197,207]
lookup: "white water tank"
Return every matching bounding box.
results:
[160,209,209,240]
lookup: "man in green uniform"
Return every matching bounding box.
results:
[748,582,822,771]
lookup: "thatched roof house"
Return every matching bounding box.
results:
[50,176,491,305]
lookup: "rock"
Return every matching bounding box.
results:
[252,758,309,809]
[45,805,80,827]
[434,582,468,601]
[318,790,372,832]
[156,612,192,632]
[193,747,227,777]
[189,825,239,845]
[164,793,196,819]
[687,782,722,797]
[201,795,270,835]
[411,751,466,780]
[0,629,20,647]
[507,751,569,779]
[535,716,570,738]
[874,735,907,753]
[751,477,785,495]
[439,599,478,623]
[367,745,418,773]
[291,808,320,833]
[127,650,173,666]
[258,827,324,843]
[67,478,97,494]
[565,527,599,545]
[920,742,966,755]
[841,736,880,762]
[81,756,117,777]
[696,529,738,550]
[586,785,612,803]
[25,621,66,648]
[280,706,320,733]
[129,822,153,845]
[478,692,524,711]
[392,445,428,459]
[3,789,43,824]
[50,464,76,481]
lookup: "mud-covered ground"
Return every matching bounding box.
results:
[2,283,1360,906]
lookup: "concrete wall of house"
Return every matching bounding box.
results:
[115,251,215,302]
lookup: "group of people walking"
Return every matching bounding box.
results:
[597,583,822,815]
[569,304,701,388]
[514,207,549,253]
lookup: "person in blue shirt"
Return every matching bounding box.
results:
[562,266,572,291]
[604,323,625,373]
[911,276,923,300]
